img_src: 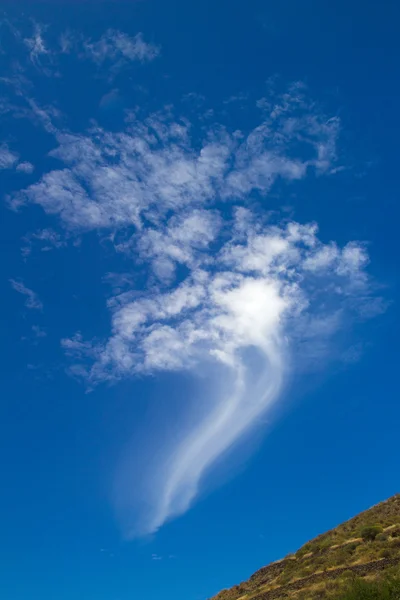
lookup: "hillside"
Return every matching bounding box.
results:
[211,494,400,600]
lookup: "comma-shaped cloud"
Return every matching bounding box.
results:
[8,73,382,536]
[59,212,375,536]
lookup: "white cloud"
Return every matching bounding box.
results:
[83,30,160,66]
[22,22,159,66]
[21,228,66,257]
[62,218,377,537]
[10,279,43,310]
[0,145,18,169]
[136,209,221,281]
[24,23,49,66]
[16,161,34,174]
[6,22,159,80]
[7,79,382,538]
[303,243,339,271]
[59,30,74,54]
[32,325,47,338]
[61,332,100,357]
[77,222,371,384]
[336,242,369,276]
[12,89,339,240]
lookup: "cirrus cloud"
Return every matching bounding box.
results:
[61,213,377,536]
[6,65,382,537]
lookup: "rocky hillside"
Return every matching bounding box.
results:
[211,494,400,600]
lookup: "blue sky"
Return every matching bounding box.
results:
[0,1,399,599]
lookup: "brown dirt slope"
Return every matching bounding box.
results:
[210,494,400,600]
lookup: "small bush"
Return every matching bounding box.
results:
[391,530,399,538]
[360,525,383,541]
[376,533,388,542]
[319,536,334,550]
[334,574,400,600]
[340,570,356,580]
[347,543,360,552]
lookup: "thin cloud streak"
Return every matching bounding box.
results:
[148,347,283,535]
[101,220,375,537]
[10,279,43,310]
[82,30,160,65]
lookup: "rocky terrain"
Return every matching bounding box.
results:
[211,494,400,600]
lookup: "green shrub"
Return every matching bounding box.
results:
[326,580,341,591]
[319,536,334,550]
[296,542,313,558]
[347,542,360,552]
[334,574,400,600]
[376,533,388,542]
[360,525,383,541]
[277,572,293,585]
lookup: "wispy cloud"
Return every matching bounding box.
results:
[21,228,66,257]
[11,87,339,232]
[32,325,47,338]
[16,161,34,174]
[8,75,383,539]
[63,216,378,537]
[0,146,33,174]
[57,28,160,76]
[10,279,43,310]
[4,20,159,81]
[135,209,221,282]
[24,22,49,67]
[82,30,160,65]
[103,272,136,295]
[0,145,18,169]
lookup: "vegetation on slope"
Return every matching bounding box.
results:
[211,494,400,600]
[335,570,400,600]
